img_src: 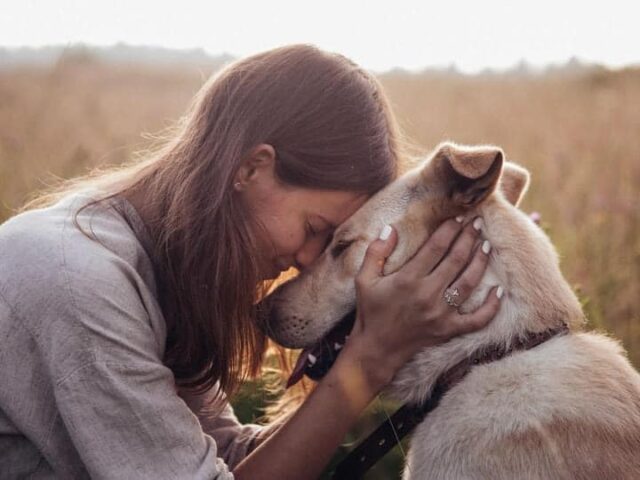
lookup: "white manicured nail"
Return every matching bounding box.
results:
[482,240,491,254]
[496,286,504,299]
[308,353,317,365]
[455,215,464,223]
[379,225,392,241]
[473,217,483,231]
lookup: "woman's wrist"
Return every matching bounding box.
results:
[235,340,377,479]
[333,334,401,398]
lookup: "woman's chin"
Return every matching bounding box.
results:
[258,264,281,281]
[260,272,279,281]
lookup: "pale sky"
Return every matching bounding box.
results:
[2,0,639,73]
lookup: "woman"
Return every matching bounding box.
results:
[0,44,500,479]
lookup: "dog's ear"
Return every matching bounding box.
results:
[430,142,504,208]
[500,162,530,206]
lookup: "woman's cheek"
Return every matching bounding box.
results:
[272,227,305,258]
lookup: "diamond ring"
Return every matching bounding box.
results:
[443,287,461,308]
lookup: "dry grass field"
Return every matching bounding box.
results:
[1,56,637,366]
[1,54,638,477]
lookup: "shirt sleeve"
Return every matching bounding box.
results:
[55,361,235,480]
[178,387,264,470]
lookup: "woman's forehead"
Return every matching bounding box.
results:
[306,190,369,225]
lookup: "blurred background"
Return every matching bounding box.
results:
[2,1,639,478]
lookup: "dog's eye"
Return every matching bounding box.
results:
[331,240,353,258]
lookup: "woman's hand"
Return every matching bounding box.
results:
[343,217,502,392]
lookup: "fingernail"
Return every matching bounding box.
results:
[496,286,504,299]
[482,240,491,254]
[379,225,392,241]
[455,215,464,223]
[473,217,483,231]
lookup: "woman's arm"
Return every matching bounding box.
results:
[234,219,501,479]
[178,386,265,470]
[233,339,388,480]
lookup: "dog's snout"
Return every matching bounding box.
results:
[259,295,312,348]
[274,314,313,348]
[268,313,313,348]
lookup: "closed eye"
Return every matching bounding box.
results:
[331,240,353,258]
[307,221,335,251]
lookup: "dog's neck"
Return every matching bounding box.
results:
[390,196,585,405]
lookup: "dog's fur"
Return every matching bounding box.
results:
[265,142,640,479]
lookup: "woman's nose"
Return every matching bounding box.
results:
[294,236,329,270]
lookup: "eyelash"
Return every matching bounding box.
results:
[306,222,318,236]
[331,240,353,258]
[307,222,336,250]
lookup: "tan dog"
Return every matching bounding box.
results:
[265,142,640,479]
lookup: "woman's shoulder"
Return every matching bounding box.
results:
[6,188,150,262]
[0,193,88,301]
[0,190,167,376]
[0,190,161,329]
[1,191,150,282]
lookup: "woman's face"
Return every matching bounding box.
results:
[237,147,368,280]
[249,185,367,280]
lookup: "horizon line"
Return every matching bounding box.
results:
[1,41,639,76]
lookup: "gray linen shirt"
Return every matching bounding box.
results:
[0,191,262,479]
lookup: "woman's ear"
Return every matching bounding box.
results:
[428,142,504,208]
[499,162,530,206]
[234,144,277,191]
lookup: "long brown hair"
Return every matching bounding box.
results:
[27,44,406,397]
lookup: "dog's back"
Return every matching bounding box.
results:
[404,331,640,479]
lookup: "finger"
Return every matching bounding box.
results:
[445,238,492,303]
[401,218,463,278]
[357,225,398,283]
[429,217,482,286]
[446,286,503,337]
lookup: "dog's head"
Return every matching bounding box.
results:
[263,142,530,349]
